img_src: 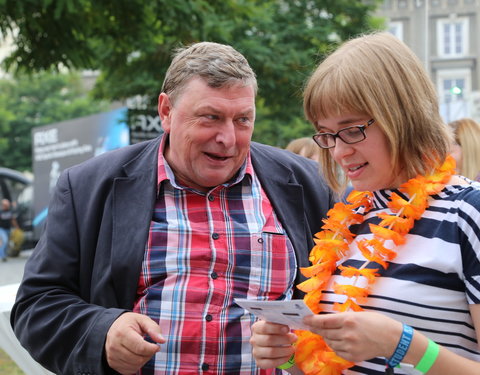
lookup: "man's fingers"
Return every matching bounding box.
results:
[123,328,161,356]
[106,312,163,374]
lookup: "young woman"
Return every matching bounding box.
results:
[250,32,480,375]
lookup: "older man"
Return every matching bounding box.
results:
[12,42,334,375]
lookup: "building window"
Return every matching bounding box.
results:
[388,21,404,41]
[437,18,469,57]
[437,69,471,122]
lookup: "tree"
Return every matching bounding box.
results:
[0,0,383,147]
[0,72,109,171]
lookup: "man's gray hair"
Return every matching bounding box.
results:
[161,41,257,104]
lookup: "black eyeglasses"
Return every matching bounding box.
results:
[312,119,375,149]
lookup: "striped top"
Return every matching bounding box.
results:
[320,180,480,374]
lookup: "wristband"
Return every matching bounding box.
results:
[415,339,440,374]
[277,354,295,370]
[386,324,414,368]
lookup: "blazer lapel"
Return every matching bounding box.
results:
[251,148,309,270]
[111,140,159,307]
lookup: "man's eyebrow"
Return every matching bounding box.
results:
[196,105,221,114]
[238,109,255,117]
[196,106,255,116]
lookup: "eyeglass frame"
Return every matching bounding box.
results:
[312,119,375,149]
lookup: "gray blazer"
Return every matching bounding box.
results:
[11,136,335,375]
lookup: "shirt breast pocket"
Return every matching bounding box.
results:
[246,230,296,299]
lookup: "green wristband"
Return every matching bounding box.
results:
[277,354,295,370]
[415,339,440,373]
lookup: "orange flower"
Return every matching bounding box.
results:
[345,190,373,211]
[334,298,363,312]
[326,202,363,225]
[321,220,356,242]
[399,178,429,207]
[377,213,414,235]
[388,192,427,220]
[312,231,349,259]
[303,288,324,313]
[357,238,389,269]
[439,155,456,173]
[366,238,397,261]
[300,262,336,278]
[334,283,369,301]
[369,223,406,245]
[421,155,456,194]
[294,330,353,375]
[297,275,328,293]
[294,330,328,361]
[309,247,343,267]
[338,265,379,283]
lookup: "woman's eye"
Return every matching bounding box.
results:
[345,127,362,135]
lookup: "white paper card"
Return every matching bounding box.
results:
[235,298,314,330]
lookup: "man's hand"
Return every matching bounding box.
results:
[250,320,297,369]
[105,312,165,374]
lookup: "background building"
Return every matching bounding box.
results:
[376,0,480,122]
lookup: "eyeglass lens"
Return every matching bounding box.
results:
[316,126,366,148]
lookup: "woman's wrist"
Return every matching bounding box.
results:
[386,323,414,368]
[401,329,430,367]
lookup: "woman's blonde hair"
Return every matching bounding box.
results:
[304,32,452,192]
[449,118,480,180]
[285,137,319,160]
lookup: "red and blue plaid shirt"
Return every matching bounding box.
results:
[133,137,296,374]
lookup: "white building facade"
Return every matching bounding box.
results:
[376,0,480,122]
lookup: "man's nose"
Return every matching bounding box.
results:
[215,121,236,147]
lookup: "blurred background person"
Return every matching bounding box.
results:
[285,137,320,162]
[0,198,18,262]
[449,118,480,182]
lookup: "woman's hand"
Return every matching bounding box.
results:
[250,320,298,369]
[303,311,403,363]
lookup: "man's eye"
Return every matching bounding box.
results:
[204,114,219,120]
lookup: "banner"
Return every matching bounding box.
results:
[31,107,130,239]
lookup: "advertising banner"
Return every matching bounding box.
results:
[31,107,130,239]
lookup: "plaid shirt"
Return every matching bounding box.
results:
[133,137,296,374]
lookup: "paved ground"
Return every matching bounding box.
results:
[0,250,32,286]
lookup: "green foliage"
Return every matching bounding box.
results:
[0,0,383,147]
[0,71,109,171]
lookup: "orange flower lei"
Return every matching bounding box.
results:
[293,156,456,375]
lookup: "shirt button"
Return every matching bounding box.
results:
[257,238,263,243]
[211,271,218,279]
[208,195,215,202]
[202,363,210,371]
[205,314,213,322]
[212,233,219,240]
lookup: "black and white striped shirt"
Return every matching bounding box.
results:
[320,181,480,374]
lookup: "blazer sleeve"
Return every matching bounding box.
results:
[11,169,126,375]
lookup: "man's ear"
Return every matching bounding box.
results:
[158,93,172,133]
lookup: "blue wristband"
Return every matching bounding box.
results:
[386,324,414,368]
